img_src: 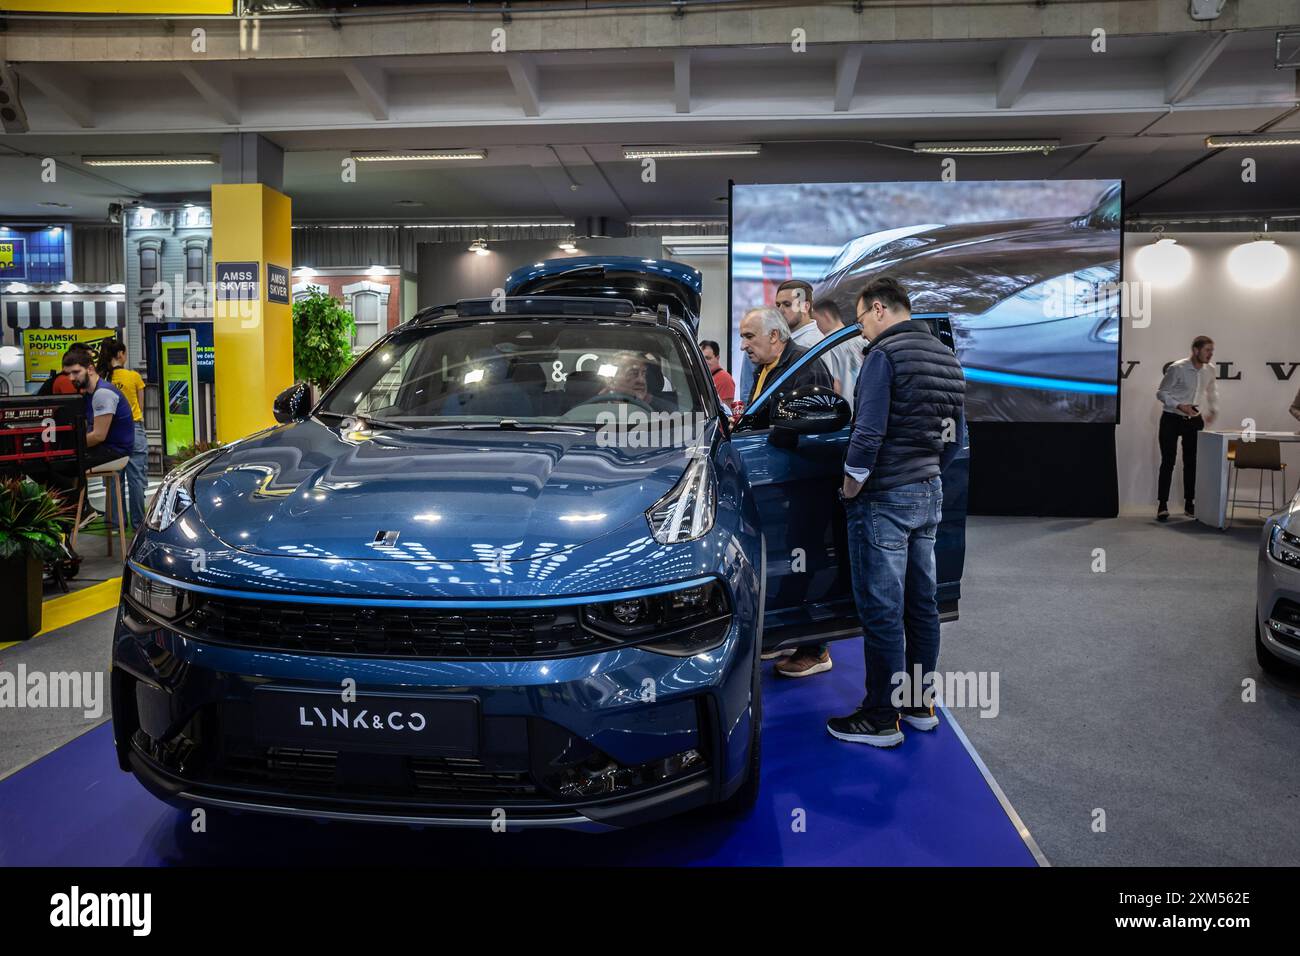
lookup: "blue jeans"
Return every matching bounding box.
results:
[107,422,149,529]
[842,476,943,722]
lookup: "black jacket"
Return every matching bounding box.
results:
[745,342,833,407]
[856,320,965,492]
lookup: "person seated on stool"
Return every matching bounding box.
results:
[1155,335,1218,522]
[98,339,149,531]
[46,348,136,529]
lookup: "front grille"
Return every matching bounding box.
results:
[183,596,610,659]
[222,747,339,787]
[213,746,540,800]
[409,757,539,799]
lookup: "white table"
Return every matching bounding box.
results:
[1196,430,1300,530]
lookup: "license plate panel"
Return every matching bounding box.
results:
[252,687,480,757]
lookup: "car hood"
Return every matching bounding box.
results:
[191,418,710,562]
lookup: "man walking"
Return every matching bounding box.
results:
[828,277,965,748]
[1155,336,1218,521]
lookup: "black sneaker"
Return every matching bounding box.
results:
[900,704,939,731]
[1184,501,1195,517]
[826,709,904,747]
[1156,503,1169,522]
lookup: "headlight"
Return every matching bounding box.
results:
[582,580,731,656]
[126,568,191,620]
[980,265,1121,328]
[145,448,222,532]
[646,455,717,544]
[1269,525,1300,569]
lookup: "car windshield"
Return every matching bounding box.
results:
[317,317,707,426]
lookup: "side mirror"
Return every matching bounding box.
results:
[769,386,850,446]
[273,383,311,424]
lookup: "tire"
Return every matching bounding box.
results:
[1256,611,1300,678]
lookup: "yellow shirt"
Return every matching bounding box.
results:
[111,367,145,422]
[752,360,778,401]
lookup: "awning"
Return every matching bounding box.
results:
[3,285,126,331]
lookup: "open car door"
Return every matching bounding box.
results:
[730,318,968,653]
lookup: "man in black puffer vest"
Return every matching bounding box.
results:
[826,277,966,748]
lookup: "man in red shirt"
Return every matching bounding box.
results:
[699,340,735,406]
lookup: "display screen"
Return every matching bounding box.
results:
[730,180,1123,424]
[159,332,196,456]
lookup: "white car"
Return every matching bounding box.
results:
[1257,489,1300,676]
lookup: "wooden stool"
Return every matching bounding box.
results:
[71,456,130,558]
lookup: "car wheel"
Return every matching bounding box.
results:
[1256,611,1300,678]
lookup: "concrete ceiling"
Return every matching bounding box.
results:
[1,29,1297,224]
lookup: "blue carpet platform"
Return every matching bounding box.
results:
[0,650,1042,866]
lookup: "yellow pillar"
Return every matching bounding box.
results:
[211,183,294,443]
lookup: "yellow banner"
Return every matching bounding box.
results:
[1,2,233,13]
[20,328,114,387]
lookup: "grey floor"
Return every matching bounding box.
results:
[3,513,1298,866]
[941,513,1300,867]
[0,556,124,780]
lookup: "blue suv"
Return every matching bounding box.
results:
[111,257,967,830]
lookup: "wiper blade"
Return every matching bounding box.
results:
[420,420,590,433]
[316,411,410,430]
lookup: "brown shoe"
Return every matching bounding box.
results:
[775,647,832,678]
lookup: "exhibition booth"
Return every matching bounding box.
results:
[4,193,1296,870]
[2,2,1300,896]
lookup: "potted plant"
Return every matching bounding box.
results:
[0,478,75,639]
[292,287,357,398]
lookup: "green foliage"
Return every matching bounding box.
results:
[0,478,74,562]
[292,288,357,391]
[173,439,225,465]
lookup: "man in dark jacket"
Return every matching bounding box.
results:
[739,304,839,676]
[828,277,966,748]
[738,305,832,409]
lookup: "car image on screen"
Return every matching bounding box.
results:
[812,181,1122,423]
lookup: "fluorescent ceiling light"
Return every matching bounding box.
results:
[82,155,217,167]
[353,150,487,162]
[1205,134,1300,148]
[623,146,761,160]
[913,140,1059,155]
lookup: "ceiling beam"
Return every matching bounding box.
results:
[834,47,864,112]
[341,60,389,122]
[17,64,95,128]
[178,63,241,125]
[1165,32,1232,104]
[506,56,541,118]
[996,39,1042,109]
[674,51,691,114]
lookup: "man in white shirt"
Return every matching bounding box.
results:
[1155,335,1218,522]
[812,297,864,409]
[774,279,829,373]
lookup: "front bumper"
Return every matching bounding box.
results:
[111,593,757,831]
